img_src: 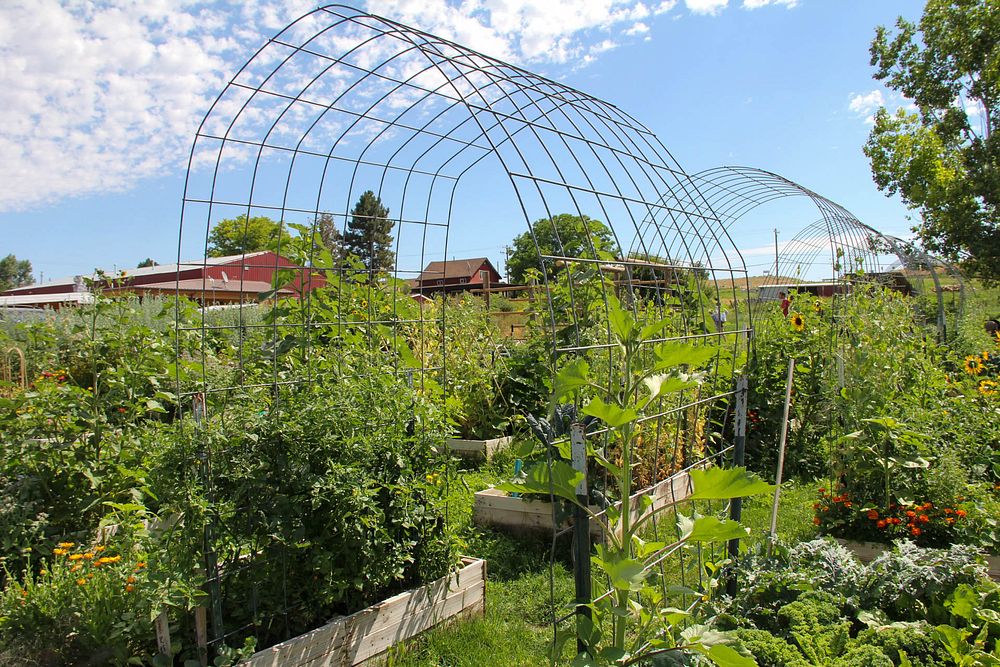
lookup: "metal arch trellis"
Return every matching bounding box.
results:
[176,4,751,658]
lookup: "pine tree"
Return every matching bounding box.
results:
[342,190,395,278]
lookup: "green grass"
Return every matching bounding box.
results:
[383,452,823,666]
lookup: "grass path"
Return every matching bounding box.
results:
[384,459,821,666]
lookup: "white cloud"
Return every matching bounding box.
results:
[685,0,729,16]
[742,0,797,9]
[0,0,730,213]
[847,90,884,120]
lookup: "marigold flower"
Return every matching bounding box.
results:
[20,590,28,597]
[818,487,827,494]
[812,517,821,525]
[866,510,879,520]
[843,501,852,508]
[944,508,953,515]
[876,519,887,529]
[53,548,68,556]
[68,554,83,561]
[70,564,81,573]
[82,552,94,560]
[910,526,922,536]
[135,562,146,569]
[39,570,47,576]
[94,546,106,552]
[57,542,75,548]
[918,514,929,523]
[955,509,967,518]
[76,578,86,586]
[905,510,916,518]
[98,555,121,564]
[127,575,136,584]
[125,584,135,592]
[946,517,956,525]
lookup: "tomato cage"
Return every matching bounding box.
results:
[175,4,752,659]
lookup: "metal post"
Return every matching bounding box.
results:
[726,376,749,597]
[767,359,796,553]
[570,423,592,656]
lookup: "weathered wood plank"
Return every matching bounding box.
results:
[240,558,486,667]
[445,436,513,460]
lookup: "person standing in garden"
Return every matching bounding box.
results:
[779,291,791,317]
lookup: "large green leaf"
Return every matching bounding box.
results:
[554,358,591,399]
[601,557,649,592]
[945,584,978,622]
[495,460,583,504]
[582,396,638,428]
[678,514,750,543]
[606,295,635,343]
[689,467,774,500]
[707,644,758,667]
[652,341,717,370]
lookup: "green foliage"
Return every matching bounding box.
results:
[342,190,395,276]
[206,214,291,257]
[733,629,808,667]
[506,295,770,666]
[865,0,1000,280]
[0,253,33,291]
[505,213,616,284]
[856,623,947,667]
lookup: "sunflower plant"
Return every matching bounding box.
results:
[500,295,773,666]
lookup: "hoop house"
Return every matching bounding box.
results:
[176,4,751,656]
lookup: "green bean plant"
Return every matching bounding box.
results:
[501,295,773,666]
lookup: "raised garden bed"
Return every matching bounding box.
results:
[836,539,1000,580]
[445,435,513,460]
[473,470,696,539]
[239,557,486,667]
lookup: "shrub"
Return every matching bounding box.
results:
[734,628,809,667]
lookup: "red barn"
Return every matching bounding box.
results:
[411,257,504,295]
[0,251,319,308]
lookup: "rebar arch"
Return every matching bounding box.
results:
[177,3,751,654]
[179,4,749,383]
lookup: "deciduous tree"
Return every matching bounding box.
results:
[865,0,1000,279]
[505,213,616,284]
[207,215,291,257]
[0,254,33,291]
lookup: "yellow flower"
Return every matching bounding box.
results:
[53,548,68,556]
[57,542,75,548]
[983,350,990,361]
[70,564,82,573]
[82,552,94,560]
[979,380,997,397]
[94,546,106,552]
[97,555,121,564]
[791,313,805,332]
[68,554,84,561]
[76,578,86,586]
[965,355,984,375]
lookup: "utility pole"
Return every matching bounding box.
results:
[503,245,512,282]
[773,229,780,283]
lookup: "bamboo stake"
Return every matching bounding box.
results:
[768,358,796,553]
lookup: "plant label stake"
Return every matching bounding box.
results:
[768,358,796,553]
[727,376,749,596]
[570,422,592,655]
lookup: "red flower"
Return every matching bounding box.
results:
[955,509,967,518]
[910,526,922,536]
[866,510,879,520]
[818,487,827,494]
[812,517,821,525]
[918,514,929,524]
[943,508,953,515]
[905,510,916,518]
[876,519,887,529]
[843,501,852,508]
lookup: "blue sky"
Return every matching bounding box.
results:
[0,0,926,283]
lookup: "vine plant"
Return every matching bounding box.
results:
[501,296,772,666]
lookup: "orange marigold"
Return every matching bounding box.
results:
[876,519,887,529]
[866,510,879,520]
[955,509,967,518]
[918,515,929,523]
[910,526,922,536]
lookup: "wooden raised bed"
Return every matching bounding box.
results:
[836,539,1000,581]
[473,470,696,539]
[446,436,513,460]
[239,557,486,667]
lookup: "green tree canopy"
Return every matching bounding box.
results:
[137,258,158,268]
[342,191,394,277]
[207,214,291,258]
[505,213,617,284]
[0,254,33,291]
[865,0,1000,280]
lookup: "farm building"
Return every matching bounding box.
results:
[757,282,850,301]
[411,257,506,295]
[0,251,312,308]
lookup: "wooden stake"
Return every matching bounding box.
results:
[768,358,795,553]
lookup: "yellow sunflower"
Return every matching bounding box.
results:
[964,355,984,375]
[979,379,998,397]
[791,313,805,332]
[983,350,990,362]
